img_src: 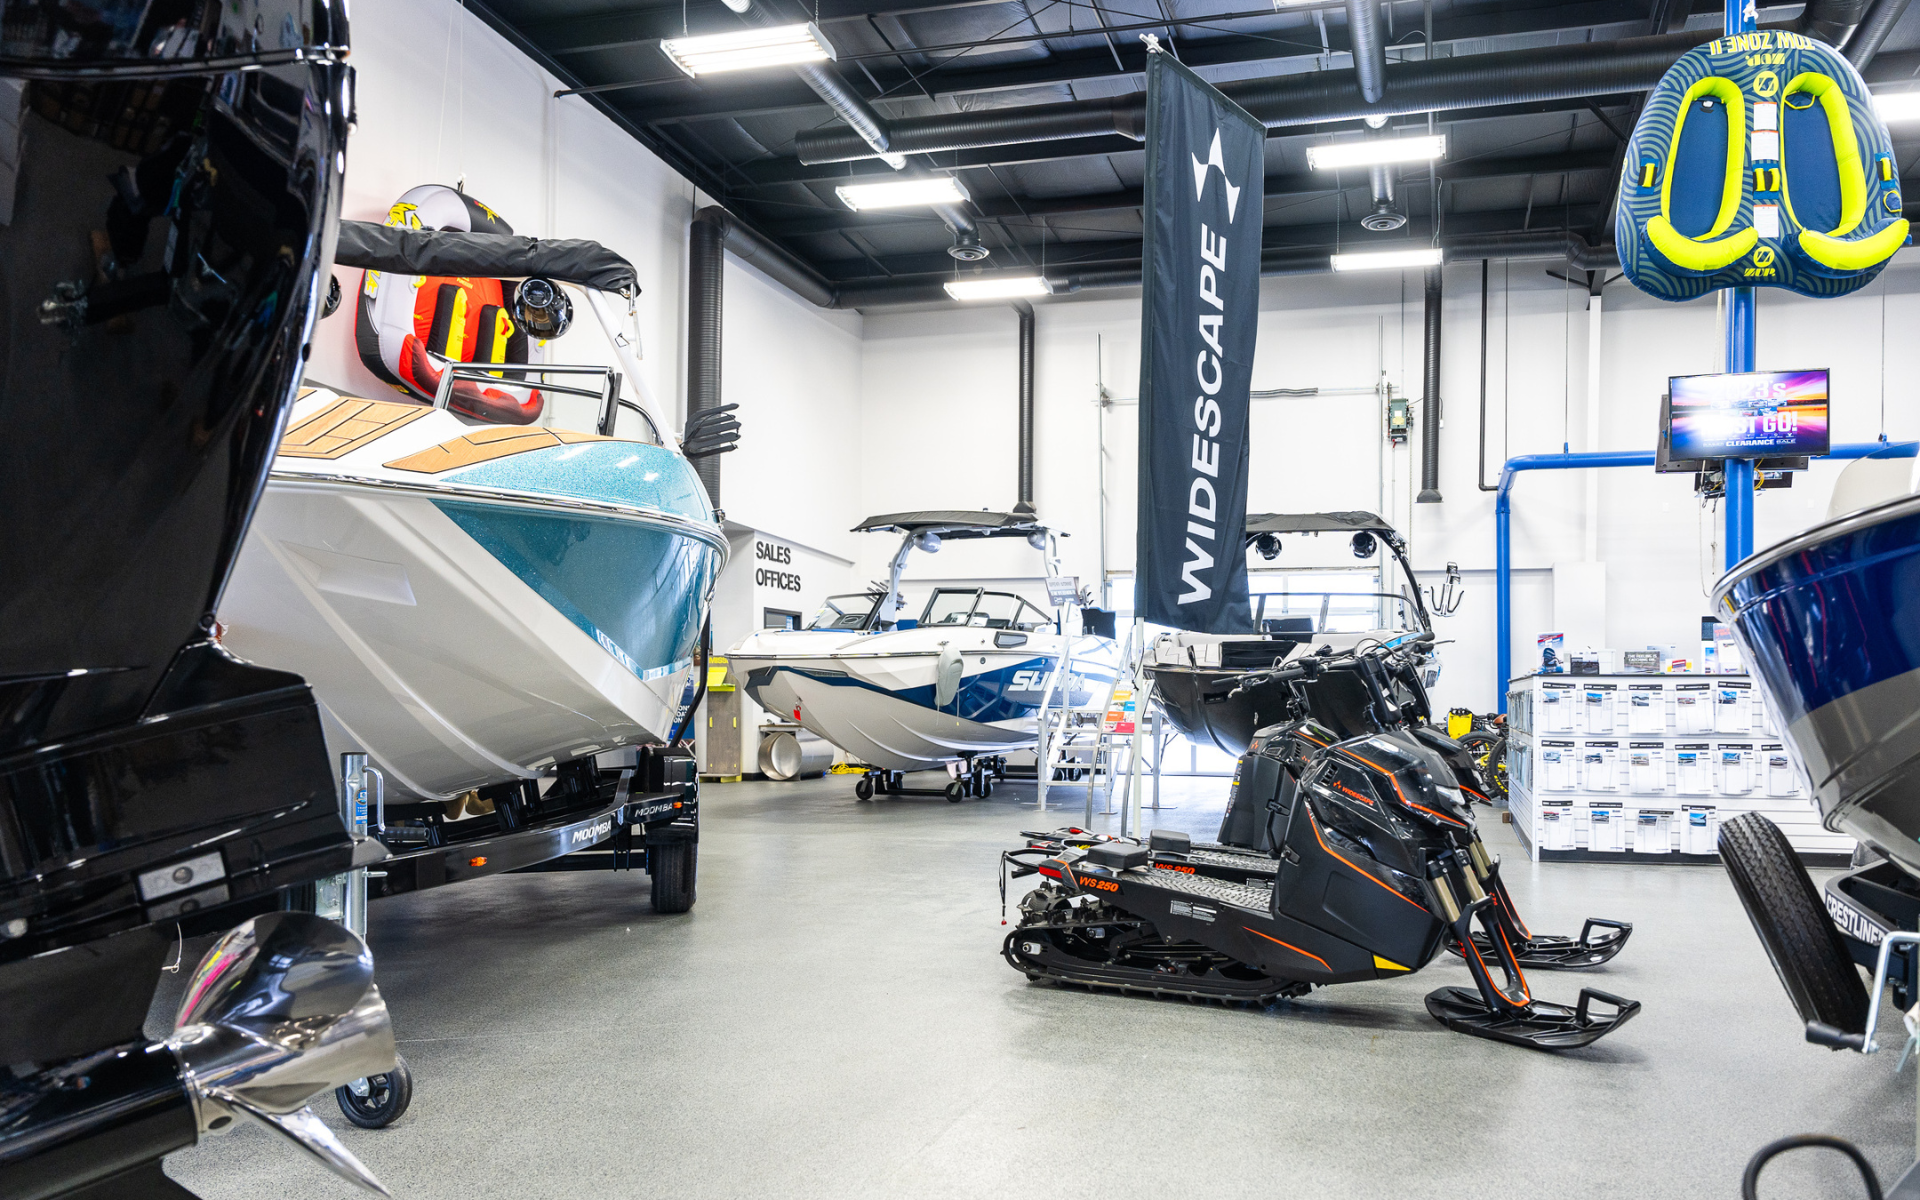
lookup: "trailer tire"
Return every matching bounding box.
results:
[337,1054,413,1129]
[651,839,697,913]
[1719,812,1869,1034]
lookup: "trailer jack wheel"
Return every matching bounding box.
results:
[651,838,697,913]
[337,1053,413,1129]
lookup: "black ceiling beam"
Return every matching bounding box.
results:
[811,203,1608,283]
[724,93,1640,186]
[589,0,1653,127]
[755,147,1617,236]
[528,0,1018,54]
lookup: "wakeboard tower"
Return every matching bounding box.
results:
[1000,641,1641,1051]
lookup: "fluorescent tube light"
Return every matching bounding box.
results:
[1306,135,1447,171]
[944,276,1050,300]
[1330,247,1443,272]
[660,24,833,77]
[836,177,971,211]
[1875,92,1920,122]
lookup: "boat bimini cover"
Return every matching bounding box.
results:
[1616,30,1908,301]
[351,185,559,424]
[1244,511,1396,541]
[853,511,1047,539]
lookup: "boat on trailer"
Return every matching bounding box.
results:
[218,219,718,904]
[1143,511,1435,758]
[727,511,1115,800]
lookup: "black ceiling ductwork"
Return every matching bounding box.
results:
[1848,0,1913,66]
[1797,0,1875,46]
[1013,300,1036,517]
[1417,265,1443,504]
[790,30,1716,164]
[687,209,728,505]
[1347,0,1386,106]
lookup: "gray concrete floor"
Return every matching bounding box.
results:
[166,773,1914,1199]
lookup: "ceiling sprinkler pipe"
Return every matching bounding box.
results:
[792,31,1713,165]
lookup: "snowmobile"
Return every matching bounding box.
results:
[1176,636,1630,971]
[1001,643,1642,1050]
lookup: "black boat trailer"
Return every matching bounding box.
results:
[307,743,699,1128]
[854,755,1008,802]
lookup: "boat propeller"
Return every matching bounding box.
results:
[166,911,397,1196]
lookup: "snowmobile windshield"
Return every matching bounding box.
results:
[809,593,883,631]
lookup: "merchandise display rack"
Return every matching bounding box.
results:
[1506,672,1852,866]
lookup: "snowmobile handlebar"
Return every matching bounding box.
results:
[1228,632,1433,698]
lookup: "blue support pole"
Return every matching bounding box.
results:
[1491,442,1918,711]
[1722,0,1758,568]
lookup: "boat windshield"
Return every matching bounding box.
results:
[434,361,662,445]
[919,588,1056,631]
[808,593,883,631]
[1250,587,1422,635]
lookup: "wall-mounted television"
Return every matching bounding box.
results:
[1663,369,1831,461]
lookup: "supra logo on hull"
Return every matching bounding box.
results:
[571,819,613,846]
[1826,889,1887,946]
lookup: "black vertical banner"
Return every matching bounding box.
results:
[1134,51,1262,634]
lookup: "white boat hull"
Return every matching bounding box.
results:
[730,628,1113,772]
[220,389,723,800]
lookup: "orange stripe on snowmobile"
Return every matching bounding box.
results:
[1308,817,1429,914]
[1243,926,1331,971]
[1340,748,1467,828]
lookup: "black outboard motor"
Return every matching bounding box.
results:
[0,5,393,1195]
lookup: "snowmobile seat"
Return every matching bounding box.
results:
[1149,830,1192,853]
[1085,842,1149,870]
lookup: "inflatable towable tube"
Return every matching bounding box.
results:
[1617,30,1908,302]
[355,183,548,423]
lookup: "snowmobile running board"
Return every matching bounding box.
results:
[1022,829,1633,972]
[1003,836,1642,1052]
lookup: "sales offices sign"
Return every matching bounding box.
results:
[1134,49,1261,634]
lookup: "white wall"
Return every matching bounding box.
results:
[858,255,1920,718]
[321,0,865,554]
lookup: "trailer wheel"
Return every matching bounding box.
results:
[945,780,965,803]
[855,777,873,800]
[650,839,697,913]
[337,1054,413,1129]
[1720,812,1869,1034]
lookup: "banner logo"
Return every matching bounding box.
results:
[1190,130,1243,221]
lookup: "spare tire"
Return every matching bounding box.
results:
[1720,812,1869,1034]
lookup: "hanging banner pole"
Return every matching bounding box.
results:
[1133,45,1263,635]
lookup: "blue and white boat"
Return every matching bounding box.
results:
[219,230,724,803]
[727,512,1114,784]
[1715,484,1920,872]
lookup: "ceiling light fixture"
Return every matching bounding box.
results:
[1330,247,1444,272]
[1307,135,1448,171]
[660,23,833,77]
[836,176,971,211]
[944,276,1050,301]
[1875,91,1920,122]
